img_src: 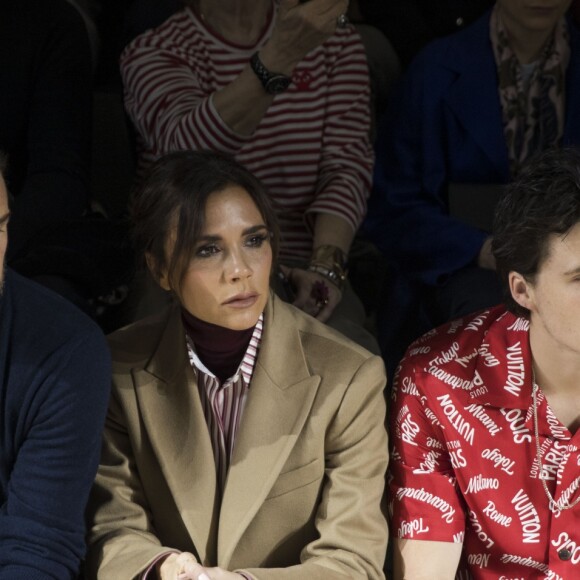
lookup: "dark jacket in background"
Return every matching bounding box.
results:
[358,0,493,67]
[0,0,92,261]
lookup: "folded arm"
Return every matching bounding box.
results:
[121,0,348,156]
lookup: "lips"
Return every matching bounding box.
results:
[223,292,259,308]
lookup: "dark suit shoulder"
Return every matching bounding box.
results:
[6,270,106,353]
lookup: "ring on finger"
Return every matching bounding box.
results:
[312,280,330,309]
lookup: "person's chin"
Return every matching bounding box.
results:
[221,301,265,330]
[228,310,262,330]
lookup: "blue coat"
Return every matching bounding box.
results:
[366,10,580,286]
[0,270,110,579]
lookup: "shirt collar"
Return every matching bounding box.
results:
[427,307,534,410]
[186,313,263,387]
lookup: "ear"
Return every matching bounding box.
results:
[508,271,535,313]
[145,253,171,291]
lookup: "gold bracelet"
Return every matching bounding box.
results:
[308,245,348,290]
[307,263,346,290]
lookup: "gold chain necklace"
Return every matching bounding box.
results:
[532,382,580,512]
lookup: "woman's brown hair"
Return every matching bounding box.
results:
[131,150,280,291]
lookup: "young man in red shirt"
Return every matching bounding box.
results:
[389,147,580,579]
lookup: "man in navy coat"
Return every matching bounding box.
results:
[365,3,580,368]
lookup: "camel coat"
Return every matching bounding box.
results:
[86,294,388,579]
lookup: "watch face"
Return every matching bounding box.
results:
[265,75,292,94]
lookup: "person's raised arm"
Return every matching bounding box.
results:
[286,27,373,320]
[213,0,348,136]
[122,0,348,156]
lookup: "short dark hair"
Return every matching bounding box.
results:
[0,152,7,176]
[492,147,580,316]
[131,150,279,291]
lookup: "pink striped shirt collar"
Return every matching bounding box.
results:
[186,313,263,387]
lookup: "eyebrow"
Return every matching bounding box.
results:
[197,224,268,242]
[0,212,10,226]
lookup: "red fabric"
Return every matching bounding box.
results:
[389,306,580,578]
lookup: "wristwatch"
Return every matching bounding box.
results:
[250,52,292,95]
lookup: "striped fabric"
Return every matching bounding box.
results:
[185,314,263,494]
[121,2,373,262]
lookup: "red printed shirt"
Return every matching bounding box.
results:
[389,306,580,579]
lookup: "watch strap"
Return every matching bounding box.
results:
[250,52,292,94]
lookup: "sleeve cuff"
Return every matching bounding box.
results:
[141,550,181,579]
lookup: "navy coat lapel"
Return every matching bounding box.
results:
[441,13,510,181]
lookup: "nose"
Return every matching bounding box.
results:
[224,248,252,282]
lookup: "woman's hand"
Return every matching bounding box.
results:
[192,569,246,580]
[281,265,342,322]
[262,0,349,73]
[157,552,200,579]
[157,554,247,580]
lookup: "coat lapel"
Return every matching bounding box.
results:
[442,17,510,181]
[133,304,219,563]
[218,296,321,566]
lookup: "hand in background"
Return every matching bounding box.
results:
[281,265,342,322]
[263,0,349,72]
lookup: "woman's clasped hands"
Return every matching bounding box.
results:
[158,552,246,580]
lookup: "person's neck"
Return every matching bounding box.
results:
[195,0,271,45]
[499,9,556,64]
[181,308,256,383]
[530,324,580,396]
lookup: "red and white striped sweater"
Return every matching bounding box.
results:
[121,2,373,262]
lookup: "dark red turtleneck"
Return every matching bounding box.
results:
[181,309,255,383]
